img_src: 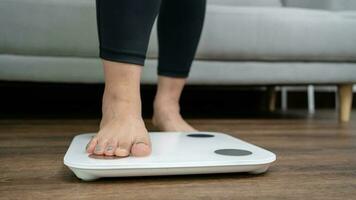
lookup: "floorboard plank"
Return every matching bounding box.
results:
[0,110,355,200]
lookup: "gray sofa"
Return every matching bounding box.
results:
[0,0,355,121]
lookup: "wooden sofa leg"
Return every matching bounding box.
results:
[338,84,353,122]
[267,86,277,112]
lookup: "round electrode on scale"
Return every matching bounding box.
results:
[214,149,252,156]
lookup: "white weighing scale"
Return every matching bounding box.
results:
[64,132,276,181]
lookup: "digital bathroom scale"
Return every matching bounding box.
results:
[64,132,276,181]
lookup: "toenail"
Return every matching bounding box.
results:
[106,146,113,151]
[95,146,101,152]
[134,142,149,148]
[135,141,146,145]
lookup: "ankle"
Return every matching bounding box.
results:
[103,90,142,119]
[153,98,180,114]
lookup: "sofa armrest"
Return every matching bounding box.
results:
[282,0,356,11]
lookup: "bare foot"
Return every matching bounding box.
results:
[86,60,151,157]
[86,93,151,157]
[152,99,196,132]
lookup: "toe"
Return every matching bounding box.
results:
[94,140,107,155]
[131,137,151,157]
[86,137,98,154]
[104,140,117,156]
[131,143,151,157]
[115,142,131,157]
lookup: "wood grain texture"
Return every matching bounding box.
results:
[0,110,356,200]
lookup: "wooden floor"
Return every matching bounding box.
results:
[1,110,356,200]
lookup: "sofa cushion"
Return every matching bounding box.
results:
[186,5,356,61]
[148,5,356,61]
[1,0,356,62]
[282,0,356,11]
[208,0,282,7]
[0,0,98,57]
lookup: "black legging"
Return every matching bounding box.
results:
[96,0,206,78]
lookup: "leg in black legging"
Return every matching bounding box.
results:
[96,0,161,66]
[96,0,206,77]
[90,0,163,157]
[157,0,206,78]
[152,0,206,132]
[90,0,206,157]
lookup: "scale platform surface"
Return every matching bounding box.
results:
[64,132,276,181]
